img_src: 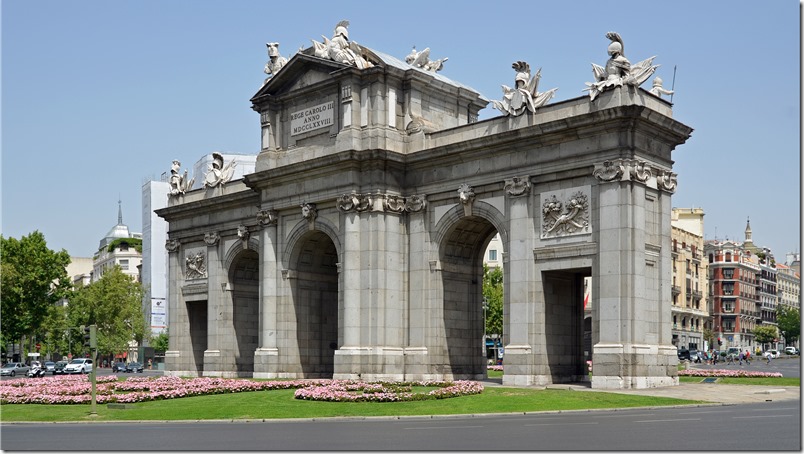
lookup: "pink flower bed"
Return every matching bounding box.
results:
[293,380,483,402]
[678,369,783,378]
[487,365,503,371]
[0,375,482,405]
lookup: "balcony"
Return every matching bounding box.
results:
[672,285,681,296]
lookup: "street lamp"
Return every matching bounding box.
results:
[482,297,488,359]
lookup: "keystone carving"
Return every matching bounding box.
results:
[237,225,250,243]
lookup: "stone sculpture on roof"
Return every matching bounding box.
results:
[168,160,194,197]
[648,76,674,99]
[584,32,658,101]
[203,152,237,189]
[405,46,448,72]
[311,20,374,69]
[492,61,558,116]
[263,42,288,84]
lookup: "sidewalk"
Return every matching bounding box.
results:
[482,380,800,405]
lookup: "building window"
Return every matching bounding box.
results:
[120,259,129,270]
[488,249,497,261]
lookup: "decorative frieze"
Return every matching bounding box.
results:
[405,194,427,213]
[165,239,180,252]
[541,187,591,238]
[384,195,406,214]
[185,251,207,280]
[204,231,220,245]
[592,159,677,193]
[336,193,372,213]
[504,176,531,197]
[256,209,278,226]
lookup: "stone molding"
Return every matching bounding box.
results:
[336,193,372,213]
[533,242,598,261]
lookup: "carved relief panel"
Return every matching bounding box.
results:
[540,186,592,238]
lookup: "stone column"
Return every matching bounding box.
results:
[202,231,227,376]
[500,177,536,386]
[164,239,187,376]
[403,195,430,379]
[254,210,280,378]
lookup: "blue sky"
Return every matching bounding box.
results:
[2,0,801,262]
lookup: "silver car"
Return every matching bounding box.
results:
[0,362,31,377]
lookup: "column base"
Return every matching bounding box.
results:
[591,343,679,389]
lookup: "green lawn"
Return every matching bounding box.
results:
[678,376,800,386]
[0,386,700,423]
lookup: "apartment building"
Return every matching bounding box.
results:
[670,208,708,350]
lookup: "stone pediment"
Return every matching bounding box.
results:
[252,52,352,101]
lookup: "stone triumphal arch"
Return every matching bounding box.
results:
[157,26,692,389]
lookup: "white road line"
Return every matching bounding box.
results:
[635,418,701,423]
[404,425,484,430]
[524,422,599,427]
[733,415,794,419]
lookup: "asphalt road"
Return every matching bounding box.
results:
[2,401,800,451]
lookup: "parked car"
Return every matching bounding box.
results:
[112,362,127,373]
[0,362,30,377]
[677,348,690,361]
[63,358,93,374]
[688,349,700,362]
[125,362,144,373]
[765,350,780,359]
[44,361,56,373]
[53,361,68,375]
[784,347,799,355]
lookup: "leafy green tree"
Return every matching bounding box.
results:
[1,231,71,356]
[67,266,146,357]
[753,325,778,349]
[482,264,503,338]
[152,330,169,353]
[777,305,800,345]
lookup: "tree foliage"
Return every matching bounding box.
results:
[152,330,169,353]
[1,231,71,352]
[67,266,146,356]
[777,305,800,345]
[482,264,503,337]
[752,325,778,346]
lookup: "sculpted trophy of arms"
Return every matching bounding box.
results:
[492,61,557,116]
[584,32,658,101]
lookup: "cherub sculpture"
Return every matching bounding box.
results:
[405,46,448,72]
[203,152,237,189]
[168,160,194,197]
[263,42,288,84]
[492,61,558,116]
[311,20,373,69]
[648,76,674,99]
[584,32,658,101]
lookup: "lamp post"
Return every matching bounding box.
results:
[482,297,488,360]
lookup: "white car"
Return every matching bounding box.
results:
[765,350,780,359]
[784,347,799,355]
[63,358,93,374]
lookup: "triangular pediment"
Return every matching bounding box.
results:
[251,53,352,102]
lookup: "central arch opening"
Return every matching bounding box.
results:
[439,215,499,379]
[292,230,339,378]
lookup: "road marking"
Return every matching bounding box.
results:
[635,418,701,423]
[592,413,656,418]
[404,425,484,430]
[733,415,794,419]
[524,422,599,427]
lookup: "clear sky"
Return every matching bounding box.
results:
[2,0,801,262]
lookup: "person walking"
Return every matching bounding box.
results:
[738,351,745,366]
[765,351,773,364]
[727,353,735,365]
[744,350,751,365]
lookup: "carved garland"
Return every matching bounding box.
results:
[592,159,677,193]
[257,209,278,226]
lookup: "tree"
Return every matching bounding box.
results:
[1,231,71,357]
[777,305,800,346]
[67,266,146,357]
[753,325,778,349]
[482,264,503,338]
[152,330,169,353]
[702,328,715,350]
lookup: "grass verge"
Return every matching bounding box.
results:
[0,386,700,423]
